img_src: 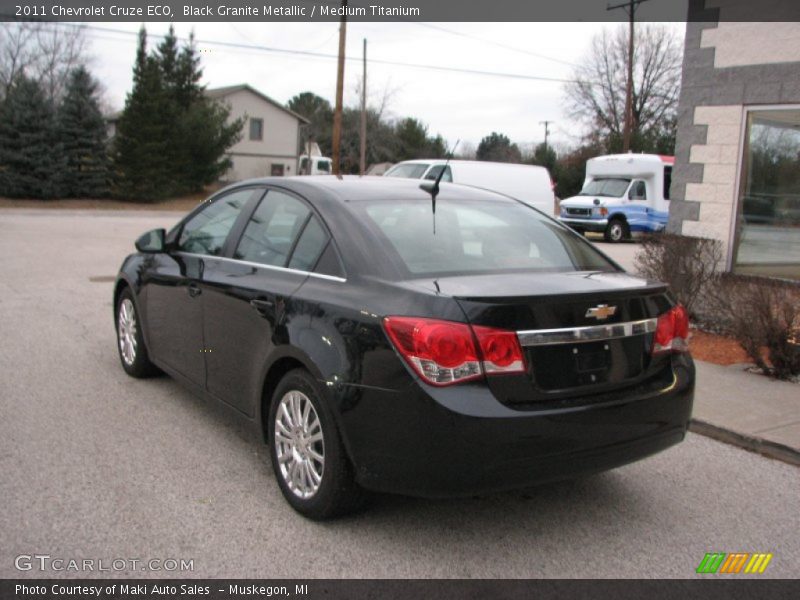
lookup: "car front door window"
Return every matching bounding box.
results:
[178,189,254,256]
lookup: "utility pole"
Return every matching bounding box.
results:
[331,0,347,176]
[359,38,367,176]
[607,0,650,153]
[539,120,553,151]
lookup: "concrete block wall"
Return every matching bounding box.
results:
[667,1,800,267]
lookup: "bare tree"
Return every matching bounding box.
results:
[0,22,88,102]
[456,141,477,160]
[352,75,399,122]
[564,24,682,152]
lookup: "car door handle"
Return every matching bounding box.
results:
[250,298,273,313]
[187,284,202,298]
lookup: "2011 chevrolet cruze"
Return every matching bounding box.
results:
[114,176,694,519]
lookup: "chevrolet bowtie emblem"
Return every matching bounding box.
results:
[585,304,617,320]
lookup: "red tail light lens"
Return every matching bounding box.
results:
[383,317,526,386]
[652,304,690,354]
[473,327,526,373]
[383,317,481,385]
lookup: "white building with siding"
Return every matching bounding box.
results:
[206,84,309,181]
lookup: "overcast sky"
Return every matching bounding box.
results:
[82,20,687,152]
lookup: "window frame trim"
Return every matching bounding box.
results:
[174,251,347,283]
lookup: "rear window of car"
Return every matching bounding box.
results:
[357,198,617,277]
[384,163,430,179]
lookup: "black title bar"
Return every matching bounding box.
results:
[2,0,800,22]
[2,579,800,600]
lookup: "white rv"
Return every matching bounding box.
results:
[384,159,556,215]
[558,154,674,242]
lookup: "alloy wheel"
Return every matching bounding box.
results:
[118,298,138,366]
[274,390,325,499]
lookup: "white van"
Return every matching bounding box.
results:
[558,154,674,242]
[384,159,556,215]
[299,155,332,176]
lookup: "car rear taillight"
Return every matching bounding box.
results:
[383,317,526,386]
[652,304,690,354]
[472,326,526,373]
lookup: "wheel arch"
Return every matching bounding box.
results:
[113,279,126,313]
[608,212,629,225]
[256,348,325,444]
[256,346,360,475]
[113,276,136,320]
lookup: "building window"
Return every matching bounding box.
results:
[733,109,800,280]
[271,164,285,176]
[249,118,263,141]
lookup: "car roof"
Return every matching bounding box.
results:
[391,159,548,171]
[220,175,518,204]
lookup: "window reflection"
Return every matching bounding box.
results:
[735,110,800,280]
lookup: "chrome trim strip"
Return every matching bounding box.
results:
[517,318,658,347]
[174,252,347,283]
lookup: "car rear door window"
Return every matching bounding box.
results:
[178,189,253,256]
[234,190,310,267]
[288,216,329,271]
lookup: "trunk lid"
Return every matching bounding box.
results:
[411,271,673,405]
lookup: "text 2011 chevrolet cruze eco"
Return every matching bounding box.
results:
[114,176,694,519]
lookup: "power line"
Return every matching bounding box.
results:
[415,23,578,68]
[31,20,586,86]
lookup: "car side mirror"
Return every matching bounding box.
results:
[135,228,166,253]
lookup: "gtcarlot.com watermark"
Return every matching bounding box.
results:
[15,554,194,572]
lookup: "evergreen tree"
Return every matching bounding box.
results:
[0,74,64,198]
[287,92,333,155]
[428,135,448,159]
[113,28,174,200]
[395,118,430,161]
[160,27,240,192]
[175,31,204,109]
[58,66,109,197]
[113,26,242,199]
[178,100,241,187]
[529,142,557,173]
[476,132,522,163]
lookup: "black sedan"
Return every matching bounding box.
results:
[114,176,694,519]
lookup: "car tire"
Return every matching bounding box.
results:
[116,288,159,378]
[604,218,629,243]
[268,369,364,520]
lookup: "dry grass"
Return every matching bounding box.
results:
[0,190,215,212]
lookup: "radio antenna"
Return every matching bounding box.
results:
[420,139,459,234]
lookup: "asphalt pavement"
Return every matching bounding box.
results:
[0,209,797,579]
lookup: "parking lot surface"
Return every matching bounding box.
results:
[0,210,797,578]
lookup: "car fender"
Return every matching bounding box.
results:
[113,255,154,348]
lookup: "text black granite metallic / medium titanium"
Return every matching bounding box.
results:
[114,176,694,519]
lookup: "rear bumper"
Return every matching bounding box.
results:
[559,217,608,232]
[337,359,694,498]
